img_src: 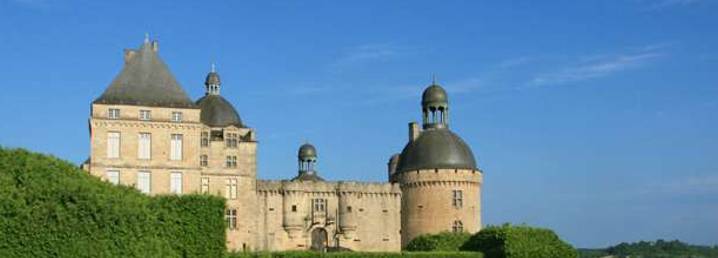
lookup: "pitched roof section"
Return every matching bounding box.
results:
[93,41,197,108]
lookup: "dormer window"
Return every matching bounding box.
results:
[226,133,238,148]
[108,108,120,119]
[171,112,183,122]
[139,110,151,121]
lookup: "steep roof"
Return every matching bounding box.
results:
[93,41,197,108]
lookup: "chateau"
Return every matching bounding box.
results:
[84,38,483,252]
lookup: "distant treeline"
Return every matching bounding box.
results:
[579,239,718,258]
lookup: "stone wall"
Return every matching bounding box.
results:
[392,168,483,247]
[255,180,402,252]
[89,103,258,251]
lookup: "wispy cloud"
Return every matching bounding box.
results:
[9,0,52,9]
[498,57,532,68]
[331,43,403,68]
[644,0,703,11]
[640,175,718,196]
[529,45,668,86]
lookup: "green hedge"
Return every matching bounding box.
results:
[405,232,473,251]
[0,147,226,257]
[227,251,483,258]
[462,224,578,258]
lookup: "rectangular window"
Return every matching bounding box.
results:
[107,132,120,158]
[137,171,151,194]
[200,155,208,167]
[226,178,237,199]
[347,206,352,213]
[453,220,464,233]
[138,133,151,160]
[312,199,326,212]
[291,205,297,212]
[201,132,209,147]
[170,134,183,160]
[170,172,183,194]
[139,110,151,121]
[226,156,237,168]
[108,108,120,119]
[452,190,463,208]
[201,177,209,194]
[226,209,237,230]
[106,170,120,185]
[171,111,183,122]
[225,133,238,148]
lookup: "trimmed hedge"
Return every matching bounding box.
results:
[405,232,472,251]
[227,251,483,258]
[462,224,578,258]
[0,147,226,257]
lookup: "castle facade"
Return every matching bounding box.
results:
[85,39,483,252]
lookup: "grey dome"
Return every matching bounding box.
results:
[298,143,317,160]
[196,95,243,127]
[421,84,448,107]
[396,128,477,173]
[205,71,220,86]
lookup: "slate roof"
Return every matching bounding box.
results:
[395,128,477,173]
[196,95,244,128]
[93,41,197,108]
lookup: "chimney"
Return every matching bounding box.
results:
[151,40,159,52]
[409,122,421,142]
[123,49,136,63]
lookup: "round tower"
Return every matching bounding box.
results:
[392,81,483,247]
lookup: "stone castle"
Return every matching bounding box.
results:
[84,38,483,252]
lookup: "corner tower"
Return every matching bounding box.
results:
[389,81,483,247]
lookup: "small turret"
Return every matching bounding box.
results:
[292,142,324,181]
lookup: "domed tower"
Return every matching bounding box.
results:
[390,81,483,247]
[292,143,324,181]
[196,64,244,128]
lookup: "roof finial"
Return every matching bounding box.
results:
[211,62,216,73]
[144,33,150,44]
[432,73,437,85]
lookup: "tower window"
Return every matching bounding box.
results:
[226,209,237,230]
[136,171,151,194]
[201,177,209,194]
[452,190,463,208]
[107,132,120,158]
[170,172,183,194]
[137,133,151,160]
[226,133,238,148]
[292,205,297,212]
[108,108,120,119]
[170,134,183,160]
[139,110,151,121]
[225,178,237,199]
[200,155,208,167]
[105,170,120,185]
[226,156,237,168]
[452,220,463,233]
[346,206,352,213]
[201,132,209,147]
[312,199,326,212]
[171,112,183,122]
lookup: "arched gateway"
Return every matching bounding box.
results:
[310,228,328,251]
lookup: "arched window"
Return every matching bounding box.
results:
[452,220,463,233]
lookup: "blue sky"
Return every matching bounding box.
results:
[1,0,717,248]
